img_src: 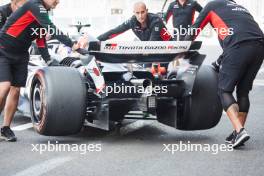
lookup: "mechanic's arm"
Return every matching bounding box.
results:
[97,19,131,41]
[36,37,51,63]
[185,2,213,41]
[194,1,203,12]
[149,20,172,41]
[30,3,74,48]
[0,12,6,29]
[164,3,173,23]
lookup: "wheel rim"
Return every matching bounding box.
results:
[32,83,42,124]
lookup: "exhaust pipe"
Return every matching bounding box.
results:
[130,79,152,88]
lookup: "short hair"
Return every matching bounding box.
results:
[133,1,147,10]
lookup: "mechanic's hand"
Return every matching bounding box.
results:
[45,34,52,41]
[176,53,186,60]
[46,59,60,66]
[78,35,89,49]
[211,61,220,73]
[72,42,80,51]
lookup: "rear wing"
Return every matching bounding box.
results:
[79,41,202,63]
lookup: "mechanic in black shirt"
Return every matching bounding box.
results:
[97,2,171,41]
[0,0,80,142]
[164,0,202,40]
[185,0,264,148]
[97,2,171,70]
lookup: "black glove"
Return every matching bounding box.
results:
[88,41,100,51]
[46,58,60,66]
[211,55,223,73]
[211,60,220,73]
[76,48,89,55]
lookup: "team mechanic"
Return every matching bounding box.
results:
[164,0,202,40]
[185,0,264,148]
[97,2,171,42]
[0,0,56,142]
[97,1,171,69]
[0,0,27,142]
[0,0,81,142]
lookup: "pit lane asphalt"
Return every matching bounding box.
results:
[0,45,264,176]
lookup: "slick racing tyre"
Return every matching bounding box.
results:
[30,67,86,136]
[179,65,222,130]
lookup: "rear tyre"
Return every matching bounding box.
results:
[30,67,86,136]
[179,65,222,130]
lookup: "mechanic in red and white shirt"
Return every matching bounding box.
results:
[0,0,81,142]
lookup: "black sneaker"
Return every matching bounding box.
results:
[1,126,17,142]
[232,128,250,148]
[225,130,236,144]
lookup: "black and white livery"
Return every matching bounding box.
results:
[17,37,222,136]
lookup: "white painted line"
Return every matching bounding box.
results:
[254,79,264,86]
[120,120,153,135]
[12,157,73,176]
[11,123,33,131]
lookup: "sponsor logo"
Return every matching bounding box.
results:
[232,7,248,12]
[104,44,188,51]
[39,5,47,13]
[134,26,143,32]
[104,43,118,50]
[173,4,179,8]
[154,27,160,32]
[168,45,188,50]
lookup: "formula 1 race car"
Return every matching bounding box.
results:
[17,39,222,136]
